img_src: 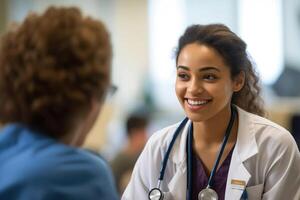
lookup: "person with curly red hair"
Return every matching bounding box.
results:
[0,6,118,200]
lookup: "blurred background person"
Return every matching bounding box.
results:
[0,6,118,200]
[110,110,150,195]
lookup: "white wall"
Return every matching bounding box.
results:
[186,0,238,31]
[112,0,149,113]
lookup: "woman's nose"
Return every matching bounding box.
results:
[187,79,203,95]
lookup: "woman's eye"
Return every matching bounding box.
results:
[177,73,189,80]
[203,74,217,81]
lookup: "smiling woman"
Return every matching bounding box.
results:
[122,24,300,200]
[175,43,245,123]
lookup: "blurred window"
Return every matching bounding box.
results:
[238,0,284,85]
[148,0,186,111]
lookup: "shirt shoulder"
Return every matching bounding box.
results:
[0,126,119,200]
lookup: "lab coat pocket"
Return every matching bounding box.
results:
[246,184,264,200]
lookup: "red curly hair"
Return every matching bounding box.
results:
[0,7,112,138]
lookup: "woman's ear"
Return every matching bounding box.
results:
[233,71,245,92]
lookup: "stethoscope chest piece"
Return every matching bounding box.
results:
[198,188,218,200]
[149,188,164,200]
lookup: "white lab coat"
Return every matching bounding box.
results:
[122,107,300,200]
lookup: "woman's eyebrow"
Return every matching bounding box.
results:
[176,65,189,70]
[199,66,220,72]
[176,65,220,72]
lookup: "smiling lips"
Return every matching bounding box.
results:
[185,98,212,111]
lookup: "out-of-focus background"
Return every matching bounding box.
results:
[0,0,299,179]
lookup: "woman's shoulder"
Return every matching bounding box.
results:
[147,122,182,148]
[239,107,298,149]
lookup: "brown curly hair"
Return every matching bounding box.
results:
[175,24,265,116]
[0,7,112,138]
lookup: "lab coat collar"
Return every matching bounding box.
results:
[235,106,258,162]
[169,106,259,164]
[167,106,259,200]
[225,106,259,199]
[167,120,190,199]
[169,119,191,165]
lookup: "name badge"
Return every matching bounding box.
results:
[231,179,246,190]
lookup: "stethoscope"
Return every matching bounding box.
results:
[148,105,248,200]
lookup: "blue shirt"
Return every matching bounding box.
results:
[0,124,119,200]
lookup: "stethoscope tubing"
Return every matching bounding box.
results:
[148,118,189,200]
[158,117,189,181]
[186,105,236,200]
[149,105,248,200]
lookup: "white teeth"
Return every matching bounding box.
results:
[187,99,209,106]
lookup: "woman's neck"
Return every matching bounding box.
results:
[192,106,238,148]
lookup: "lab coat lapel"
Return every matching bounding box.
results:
[165,108,258,200]
[167,163,187,199]
[225,147,251,199]
[166,120,191,200]
[225,107,258,200]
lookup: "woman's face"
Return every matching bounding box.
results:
[175,43,243,122]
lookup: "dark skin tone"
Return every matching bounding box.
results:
[176,43,244,175]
